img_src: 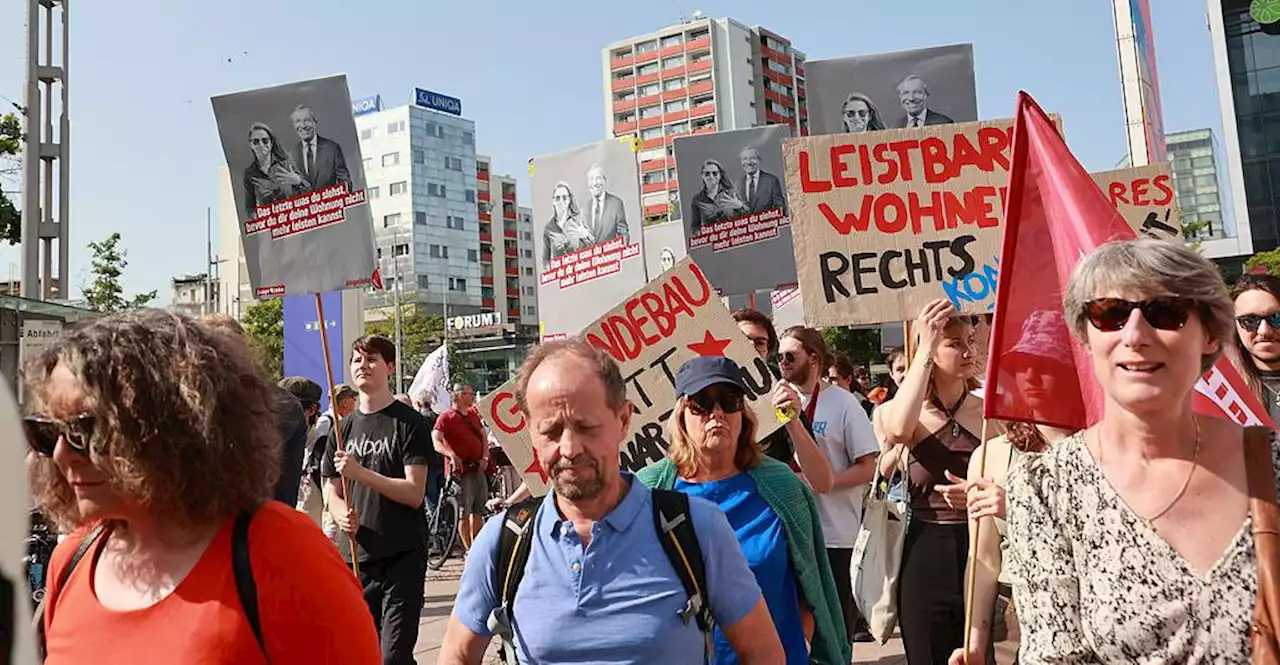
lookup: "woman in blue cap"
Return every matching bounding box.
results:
[638,356,850,665]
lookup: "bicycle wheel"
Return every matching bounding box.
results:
[427,496,459,571]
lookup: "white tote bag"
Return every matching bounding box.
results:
[851,465,911,644]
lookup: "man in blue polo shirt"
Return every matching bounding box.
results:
[440,339,784,664]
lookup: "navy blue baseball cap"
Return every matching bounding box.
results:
[674,356,750,397]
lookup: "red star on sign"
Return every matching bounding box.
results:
[687,331,732,357]
[525,450,549,484]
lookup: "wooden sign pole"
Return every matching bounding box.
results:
[315,293,361,578]
[961,419,991,664]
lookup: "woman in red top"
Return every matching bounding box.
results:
[25,309,380,664]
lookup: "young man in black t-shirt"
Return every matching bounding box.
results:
[321,334,436,665]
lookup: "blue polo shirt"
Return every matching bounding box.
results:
[455,473,763,664]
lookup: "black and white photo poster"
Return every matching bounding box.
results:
[642,221,688,280]
[531,139,645,339]
[212,75,377,297]
[672,125,794,296]
[806,44,978,137]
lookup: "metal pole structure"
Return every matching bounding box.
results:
[392,236,403,392]
[20,0,69,301]
[204,207,212,316]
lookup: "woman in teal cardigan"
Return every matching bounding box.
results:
[638,356,851,665]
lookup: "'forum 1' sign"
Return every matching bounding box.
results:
[415,88,462,116]
[447,311,502,331]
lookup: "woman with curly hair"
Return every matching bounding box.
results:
[26,309,379,664]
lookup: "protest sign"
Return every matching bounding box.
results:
[532,139,646,339]
[806,44,977,137]
[673,125,795,294]
[771,287,805,330]
[479,258,783,495]
[643,220,688,279]
[1090,163,1182,239]
[212,75,376,297]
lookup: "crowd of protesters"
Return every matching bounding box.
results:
[8,236,1278,664]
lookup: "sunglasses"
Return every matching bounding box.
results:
[1084,297,1195,332]
[24,414,94,457]
[1236,312,1280,333]
[843,109,870,118]
[780,350,805,364]
[686,389,745,416]
[249,137,271,146]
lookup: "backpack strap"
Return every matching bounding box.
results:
[651,489,713,659]
[486,498,539,663]
[231,509,266,657]
[36,521,108,661]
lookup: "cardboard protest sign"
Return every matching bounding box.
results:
[771,287,805,330]
[673,125,795,294]
[643,220,688,279]
[806,44,977,137]
[1091,163,1182,239]
[479,258,784,495]
[532,139,646,340]
[212,75,376,297]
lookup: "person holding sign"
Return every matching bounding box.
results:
[690,158,748,235]
[638,356,852,665]
[872,300,990,664]
[1005,239,1279,663]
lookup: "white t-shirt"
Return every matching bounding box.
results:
[800,384,881,548]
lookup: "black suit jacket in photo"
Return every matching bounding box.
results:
[896,109,955,129]
[584,191,630,245]
[292,135,352,192]
[739,170,788,216]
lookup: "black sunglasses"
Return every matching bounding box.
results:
[780,350,804,364]
[1236,312,1280,333]
[24,414,94,457]
[686,389,745,416]
[1084,297,1195,332]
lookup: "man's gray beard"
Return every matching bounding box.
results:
[554,474,604,501]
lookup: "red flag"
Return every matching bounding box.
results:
[984,92,1274,429]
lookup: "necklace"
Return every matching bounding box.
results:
[1098,418,1202,529]
[1264,382,1280,408]
[929,388,968,439]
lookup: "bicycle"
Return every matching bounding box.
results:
[425,471,461,571]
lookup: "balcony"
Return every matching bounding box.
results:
[478,190,490,202]
[763,67,793,86]
[614,120,637,134]
[642,181,666,194]
[690,103,715,118]
[634,49,659,65]
[760,44,788,63]
[796,62,806,77]
[613,97,636,113]
[610,54,634,70]
[482,298,495,308]
[664,109,689,123]
[641,158,665,172]
[477,170,490,181]
[479,231,492,243]
[644,203,669,217]
[693,123,716,135]
[765,109,790,125]
[661,66,685,79]
[639,115,663,129]
[641,137,664,150]
[505,266,519,276]
[635,93,661,108]
[662,88,686,102]
[764,88,791,107]
[481,276,494,286]
[688,59,712,74]
[508,307,521,319]
[503,209,517,220]
[635,71,661,86]
[502,190,516,202]
[611,76,635,90]
[504,228,518,239]
[479,210,491,222]
[660,43,684,58]
[507,288,520,298]
[688,80,713,96]
[685,37,710,52]
[480,251,493,263]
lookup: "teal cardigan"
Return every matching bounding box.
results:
[637,457,852,665]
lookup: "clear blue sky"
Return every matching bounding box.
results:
[0,0,1221,305]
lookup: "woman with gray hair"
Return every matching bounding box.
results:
[1005,237,1280,662]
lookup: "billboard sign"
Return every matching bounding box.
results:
[447,311,504,331]
[415,88,462,116]
[351,94,382,117]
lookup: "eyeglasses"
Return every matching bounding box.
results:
[1236,312,1280,333]
[24,414,95,457]
[1084,297,1195,332]
[843,109,870,118]
[552,194,570,202]
[747,336,770,351]
[686,389,745,416]
[701,170,719,177]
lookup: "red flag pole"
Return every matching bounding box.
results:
[316,293,360,578]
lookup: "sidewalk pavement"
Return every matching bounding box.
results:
[413,556,906,664]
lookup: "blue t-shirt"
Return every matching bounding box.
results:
[675,473,808,665]
[454,474,762,664]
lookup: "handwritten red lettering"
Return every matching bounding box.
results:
[586,266,712,363]
[490,391,525,434]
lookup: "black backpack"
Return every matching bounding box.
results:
[35,510,265,662]
[486,489,712,663]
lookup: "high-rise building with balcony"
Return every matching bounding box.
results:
[602,17,808,226]
[475,156,538,327]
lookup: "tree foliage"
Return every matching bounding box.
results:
[0,113,21,245]
[83,233,156,312]
[241,297,284,381]
[1246,248,1280,276]
[364,306,446,391]
[820,326,883,368]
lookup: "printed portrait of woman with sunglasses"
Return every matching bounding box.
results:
[637,356,851,665]
[872,298,993,664]
[24,310,381,664]
[1230,272,1280,425]
[1005,238,1280,662]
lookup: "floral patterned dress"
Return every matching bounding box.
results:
[1004,431,1280,663]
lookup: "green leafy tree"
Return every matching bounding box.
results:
[364,306,445,390]
[820,326,882,368]
[241,297,284,381]
[1246,248,1280,276]
[0,113,20,245]
[82,233,156,312]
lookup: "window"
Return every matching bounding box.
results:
[449,277,467,292]
[447,215,465,230]
[430,244,449,259]
[376,247,383,258]
[612,47,633,59]
[368,186,380,199]
[662,55,684,70]
[666,121,689,135]
[390,181,408,195]
[427,183,446,198]
[417,275,430,289]
[767,60,791,75]
[613,68,635,81]
[639,83,661,97]
[764,36,789,54]
[640,126,663,141]
[524,286,535,296]
[642,171,665,185]
[692,94,713,107]
[382,152,400,167]
[691,52,712,65]
[522,249,533,259]
[360,127,374,140]
[661,34,682,49]
[523,231,533,241]
[465,189,476,203]
[637,62,659,77]
[636,40,658,54]
[640,104,662,119]
[524,306,536,316]
[468,249,478,262]
[383,213,401,228]
[387,120,405,134]
[463,131,474,145]
[664,99,688,113]
[414,211,427,226]
[393,244,409,257]
[524,267,534,277]
[445,156,463,171]
[664,78,685,92]
[413,149,425,164]
[615,111,637,125]
[615,90,637,103]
